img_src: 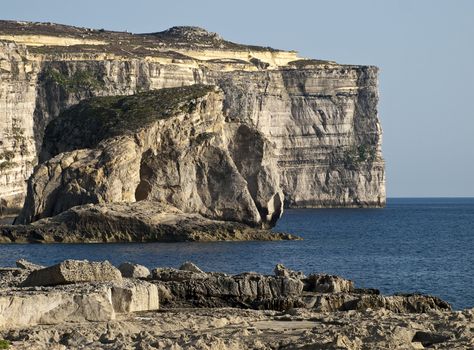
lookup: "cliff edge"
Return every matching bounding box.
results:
[0,20,385,218]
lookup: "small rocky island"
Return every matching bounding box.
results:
[1,259,471,349]
[1,85,298,242]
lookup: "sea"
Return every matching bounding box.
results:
[1,198,472,310]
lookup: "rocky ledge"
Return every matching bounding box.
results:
[0,202,297,243]
[1,259,471,349]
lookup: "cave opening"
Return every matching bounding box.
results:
[134,150,154,201]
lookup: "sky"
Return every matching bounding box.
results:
[2,0,473,197]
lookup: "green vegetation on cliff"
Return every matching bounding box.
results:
[44,68,105,93]
[43,84,216,155]
[342,144,377,169]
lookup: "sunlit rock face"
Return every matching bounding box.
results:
[0,20,385,213]
[16,86,284,229]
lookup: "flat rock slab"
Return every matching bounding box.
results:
[21,260,122,287]
[0,279,159,329]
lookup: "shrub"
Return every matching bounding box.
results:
[45,68,105,93]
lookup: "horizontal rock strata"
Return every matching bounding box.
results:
[151,265,451,313]
[0,20,385,213]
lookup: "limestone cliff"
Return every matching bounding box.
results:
[16,86,283,229]
[0,20,385,214]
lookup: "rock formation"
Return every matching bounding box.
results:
[0,20,385,215]
[118,262,151,279]
[1,202,298,243]
[9,85,286,236]
[150,263,450,313]
[2,260,468,349]
[21,260,122,287]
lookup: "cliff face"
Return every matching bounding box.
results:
[0,42,40,211]
[0,20,385,214]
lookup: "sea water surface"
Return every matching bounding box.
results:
[1,198,473,309]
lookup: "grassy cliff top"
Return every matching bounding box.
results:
[43,85,216,157]
[0,20,287,53]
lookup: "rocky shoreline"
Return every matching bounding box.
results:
[1,259,472,349]
[0,203,299,243]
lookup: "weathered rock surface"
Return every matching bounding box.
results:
[274,263,305,279]
[21,260,122,286]
[1,201,298,243]
[3,307,472,350]
[0,260,466,348]
[111,280,159,313]
[0,20,385,212]
[150,264,450,313]
[179,261,204,273]
[118,262,150,279]
[305,273,355,293]
[0,279,159,329]
[0,259,160,329]
[14,86,284,233]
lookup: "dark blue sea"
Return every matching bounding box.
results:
[1,198,473,310]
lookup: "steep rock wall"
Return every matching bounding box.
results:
[0,23,385,212]
[0,42,40,211]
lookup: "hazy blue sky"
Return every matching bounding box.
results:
[3,0,473,197]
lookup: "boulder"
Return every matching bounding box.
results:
[0,279,159,329]
[111,280,159,312]
[21,260,122,287]
[118,262,150,279]
[179,261,204,273]
[0,284,115,329]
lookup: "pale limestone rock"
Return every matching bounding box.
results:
[0,284,115,329]
[148,267,450,314]
[111,280,159,313]
[274,263,305,279]
[21,260,122,287]
[3,201,297,243]
[118,262,150,279]
[2,307,472,349]
[179,262,204,273]
[0,279,159,329]
[0,21,385,213]
[15,86,284,230]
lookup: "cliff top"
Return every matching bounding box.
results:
[43,84,217,153]
[0,20,287,53]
